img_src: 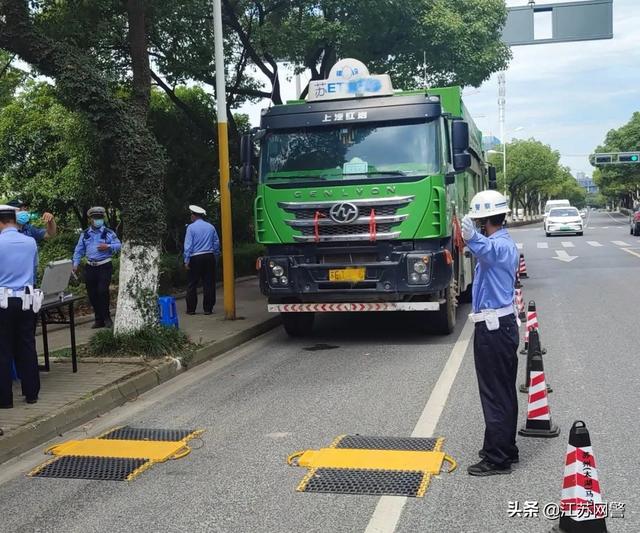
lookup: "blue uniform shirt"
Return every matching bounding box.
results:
[73,227,122,266]
[20,223,46,242]
[184,219,220,263]
[0,227,38,290]
[466,228,519,313]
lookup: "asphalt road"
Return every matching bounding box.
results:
[1,210,638,533]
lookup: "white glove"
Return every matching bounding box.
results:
[461,216,476,241]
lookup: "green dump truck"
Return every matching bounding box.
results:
[241,59,494,336]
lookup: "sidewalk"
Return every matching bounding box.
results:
[0,277,280,463]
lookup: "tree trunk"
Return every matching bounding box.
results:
[113,0,163,334]
[0,0,165,335]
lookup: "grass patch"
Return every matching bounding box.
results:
[88,325,190,358]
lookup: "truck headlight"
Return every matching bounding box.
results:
[407,254,431,285]
[272,265,284,277]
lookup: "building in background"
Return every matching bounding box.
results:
[575,171,598,193]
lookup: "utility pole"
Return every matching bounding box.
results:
[212,0,236,319]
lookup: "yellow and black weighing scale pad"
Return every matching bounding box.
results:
[29,426,203,481]
[288,435,456,497]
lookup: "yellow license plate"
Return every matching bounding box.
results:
[329,268,366,282]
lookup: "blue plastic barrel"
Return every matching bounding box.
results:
[158,296,179,328]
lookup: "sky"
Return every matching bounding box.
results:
[237,0,640,179]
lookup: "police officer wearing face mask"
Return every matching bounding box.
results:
[72,207,121,329]
[8,199,57,242]
[0,204,41,408]
[461,190,520,476]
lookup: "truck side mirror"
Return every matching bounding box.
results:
[240,134,252,165]
[452,120,471,172]
[488,166,497,189]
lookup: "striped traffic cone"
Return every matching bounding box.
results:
[515,270,523,289]
[518,332,560,438]
[551,421,608,532]
[519,326,552,393]
[519,253,529,278]
[519,300,546,355]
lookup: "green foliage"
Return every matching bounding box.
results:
[592,112,640,208]
[0,50,27,107]
[88,325,189,358]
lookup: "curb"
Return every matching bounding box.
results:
[508,218,543,228]
[0,313,281,464]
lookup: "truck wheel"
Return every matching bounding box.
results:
[435,283,457,335]
[281,312,315,337]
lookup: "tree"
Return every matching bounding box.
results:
[0,50,27,107]
[0,0,166,334]
[488,139,560,215]
[592,112,640,208]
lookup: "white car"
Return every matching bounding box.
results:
[545,207,584,237]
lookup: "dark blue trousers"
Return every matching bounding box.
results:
[473,314,520,466]
[0,298,39,406]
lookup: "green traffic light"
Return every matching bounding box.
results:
[632,155,639,162]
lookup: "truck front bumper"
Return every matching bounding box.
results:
[259,241,453,305]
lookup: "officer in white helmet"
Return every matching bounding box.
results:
[461,190,520,476]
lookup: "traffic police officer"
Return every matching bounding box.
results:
[0,205,40,408]
[8,199,57,242]
[72,207,121,328]
[462,190,520,476]
[184,205,220,315]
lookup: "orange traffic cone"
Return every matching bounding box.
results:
[519,253,528,278]
[518,331,560,438]
[519,324,552,393]
[551,421,608,532]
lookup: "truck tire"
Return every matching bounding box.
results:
[435,282,457,335]
[281,312,315,337]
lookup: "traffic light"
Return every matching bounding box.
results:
[595,155,612,164]
[619,153,639,163]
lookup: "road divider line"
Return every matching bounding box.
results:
[363,320,474,533]
[561,242,575,248]
[612,241,631,247]
[537,242,549,249]
[622,248,640,259]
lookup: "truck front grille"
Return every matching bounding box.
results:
[279,196,414,242]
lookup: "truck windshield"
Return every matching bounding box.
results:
[260,119,440,182]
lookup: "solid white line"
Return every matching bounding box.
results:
[537,242,549,249]
[606,211,627,225]
[612,241,631,247]
[561,241,575,248]
[587,241,603,247]
[364,320,475,533]
[622,248,640,259]
[516,243,524,250]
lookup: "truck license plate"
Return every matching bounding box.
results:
[329,268,366,282]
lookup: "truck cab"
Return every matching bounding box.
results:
[242,59,489,336]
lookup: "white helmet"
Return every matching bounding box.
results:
[468,190,510,219]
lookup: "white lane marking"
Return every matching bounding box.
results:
[612,241,631,247]
[602,226,609,229]
[537,242,549,249]
[553,250,578,262]
[516,243,524,250]
[622,248,640,259]
[606,211,627,225]
[587,241,603,247]
[364,320,475,533]
[561,241,575,248]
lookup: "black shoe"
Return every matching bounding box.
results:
[104,318,114,328]
[0,403,13,409]
[204,311,213,315]
[467,459,512,476]
[479,450,519,464]
[25,397,38,404]
[186,311,196,316]
[91,321,105,329]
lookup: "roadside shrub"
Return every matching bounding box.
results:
[88,325,189,358]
